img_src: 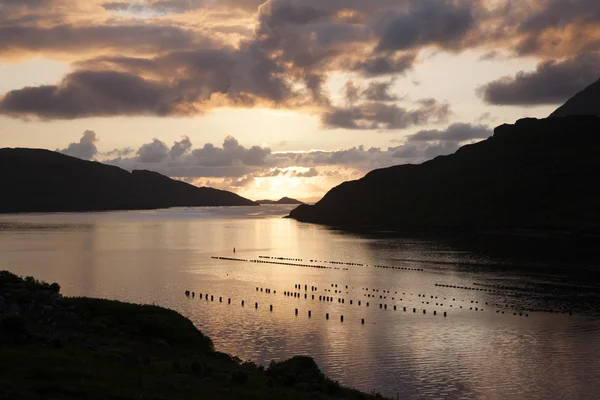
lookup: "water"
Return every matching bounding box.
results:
[1,206,599,399]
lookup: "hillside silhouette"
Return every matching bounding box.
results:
[550,79,600,118]
[0,148,256,212]
[256,197,304,205]
[289,116,600,233]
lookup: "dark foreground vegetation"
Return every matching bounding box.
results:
[289,116,600,234]
[0,271,382,399]
[0,148,256,213]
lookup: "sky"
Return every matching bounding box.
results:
[1,0,598,201]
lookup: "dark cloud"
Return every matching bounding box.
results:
[343,81,360,105]
[362,81,397,102]
[518,0,600,34]
[322,99,450,130]
[0,70,173,119]
[0,24,203,56]
[479,53,600,105]
[58,130,98,160]
[353,53,416,77]
[373,0,475,52]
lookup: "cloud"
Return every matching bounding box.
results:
[169,136,192,158]
[102,147,135,157]
[373,0,475,52]
[478,52,600,105]
[137,138,169,163]
[321,99,450,130]
[407,122,492,142]
[0,70,174,119]
[58,130,98,160]
[362,80,398,102]
[352,53,417,77]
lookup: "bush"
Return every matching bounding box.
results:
[50,282,61,293]
[0,316,27,334]
[231,370,248,385]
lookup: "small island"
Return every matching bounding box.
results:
[256,197,304,205]
[0,271,382,399]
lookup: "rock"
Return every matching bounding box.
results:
[55,311,81,327]
[85,339,99,350]
[11,288,31,297]
[6,303,21,316]
[33,289,53,301]
[157,339,171,349]
[293,382,310,392]
[48,292,63,305]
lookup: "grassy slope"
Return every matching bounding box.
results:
[0,271,383,400]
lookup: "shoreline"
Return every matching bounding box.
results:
[0,271,386,399]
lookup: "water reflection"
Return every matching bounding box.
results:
[0,207,599,399]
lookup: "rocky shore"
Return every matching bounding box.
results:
[0,271,384,399]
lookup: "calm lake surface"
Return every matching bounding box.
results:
[1,206,600,399]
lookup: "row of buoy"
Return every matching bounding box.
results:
[187,290,456,319]
[374,265,424,272]
[435,283,518,295]
[249,259,334,269]
[187,286,565,319]
[256,287,274,293]
[213,256,247,262]
[295,284,318,291]
[259,256,303,262]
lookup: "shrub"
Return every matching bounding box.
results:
[0,316,27,334]
[50,282,61,293]
[231,370,248,385]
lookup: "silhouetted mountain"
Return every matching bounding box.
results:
[256,197,304,205]
[550,79,600,118]
[289,116,600,233]
[0,148,256,212]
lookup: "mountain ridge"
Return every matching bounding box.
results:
[289,115,600,233]
[0,148,256,213]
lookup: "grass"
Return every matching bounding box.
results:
[0,271,385,399]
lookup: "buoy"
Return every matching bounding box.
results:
[341,315,344,322]
[295,308,298,315]
[423,310,426,314]
[211,295,214,301]
[361,318,365,324]
[308,310,311,317]
[219,297,222,302]
[228,298,231,304]
[241,300,244,306]
[270,305,273,312]
[413,308,416,313]
[255,302,258,309]
[444,312,447,317]
[434,311,437,315]
[358,301,361,305]
[192,292,195,297]
[394,305,396,310]
[326,313,329,320]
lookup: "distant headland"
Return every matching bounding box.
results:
[289,79,600,234]
[0,148,257,213]
[256,197,304,205]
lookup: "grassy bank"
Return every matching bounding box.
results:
[0,271,384,399]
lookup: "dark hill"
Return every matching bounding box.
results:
[0,148,256,213]
[550,78,600,118]
[289,116,600,233]
[256,197,304,205]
